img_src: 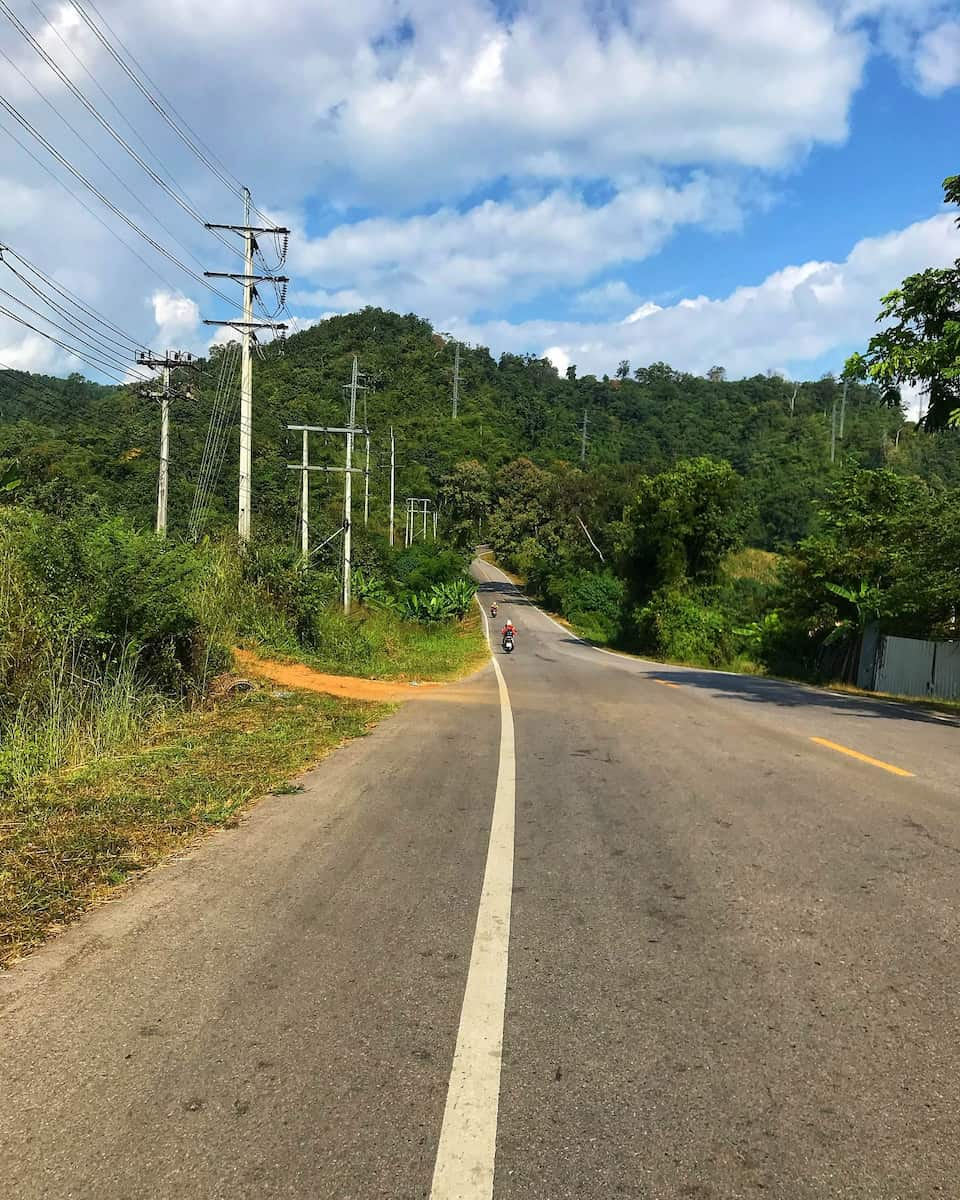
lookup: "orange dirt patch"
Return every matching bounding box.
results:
[233,648,444,702]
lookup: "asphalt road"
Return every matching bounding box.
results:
[3,558,960,1199]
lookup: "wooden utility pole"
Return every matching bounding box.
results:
[452,341,460,418]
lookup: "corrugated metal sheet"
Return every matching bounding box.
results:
[873,635,960,701]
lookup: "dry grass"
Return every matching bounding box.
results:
[1,689,389,967]
[723,547,783,584]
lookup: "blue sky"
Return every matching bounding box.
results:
[0,0,958,401]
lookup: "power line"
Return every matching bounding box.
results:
[0,302,144,383]
[31,0,199,197]
[69,0,279,230]
[2,247,149,349]
[191,345,238,528]
[0,1,243,263]
[1,254,149,359]
[0,356,111,419]
[0,114,183,295]
[0,285,149,378]
[0,94,236,304]
[0,41,208,271]
[190,343,241,538]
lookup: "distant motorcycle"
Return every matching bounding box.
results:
[502,633,515,654]
[490,604,498,618]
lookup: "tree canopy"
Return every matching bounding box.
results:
[846,174,960,430]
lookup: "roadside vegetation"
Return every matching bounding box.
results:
[0,505,479,964]
[478,454,960,682]
[1,689,386,966]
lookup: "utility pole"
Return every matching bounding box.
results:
[389,427,395,546]
[830,391,838,464]
[300,429,309,561]
[343,355,359,612]
[364,434,370,527]
[136,349,198,537]
[285,414,369,592]
[839,378,848,440]
[452,341,460,419]
[204,187,289,547]
[405,497,431,544]
[580,408,588,466]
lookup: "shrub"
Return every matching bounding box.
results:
[2,510,222,698]
[633,585,733,666]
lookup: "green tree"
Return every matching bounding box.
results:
[846,174,960,429]
[615,457,748,602]
[439,459,492,547]
[488,457,556,568]
[776,469,960,654]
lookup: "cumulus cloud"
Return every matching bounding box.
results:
[0,0,868,212]
[915,20,960,92]
[838,0,960,92]
[0,332,62,373]
[0,0,952,379]
[452,212,960,381]
[151,292,201,346]
[292,175,741,317]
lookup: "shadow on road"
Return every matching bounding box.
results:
[648,668,960,728]
[476,581,538,607]
[477,573,958,728]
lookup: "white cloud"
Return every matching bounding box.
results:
[151,292,200,346]
[451,212,960,381]
[915,20,960,92]
[624,301,664,324]
[0,0,868,213]
[0,0,951,382]
[542,345,571,375]
[292,175,741,317]
[837,1,960,92]
[0,332,61,373]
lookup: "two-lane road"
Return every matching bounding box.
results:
[3,558,960,1198]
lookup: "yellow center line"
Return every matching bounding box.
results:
[654,679,681,689]
[810,737,914,777]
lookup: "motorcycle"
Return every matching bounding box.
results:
[490,604,498,618]
[502,633,515,654]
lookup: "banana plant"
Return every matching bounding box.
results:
[823,579,883,645]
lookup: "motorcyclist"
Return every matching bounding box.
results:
[501,619,516,647]
[490,602,498,618]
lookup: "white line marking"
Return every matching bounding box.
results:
[429,604,516,1199]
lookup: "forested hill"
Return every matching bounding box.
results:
[2,306,959,549]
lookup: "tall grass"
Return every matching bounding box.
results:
[0,645,170,797]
